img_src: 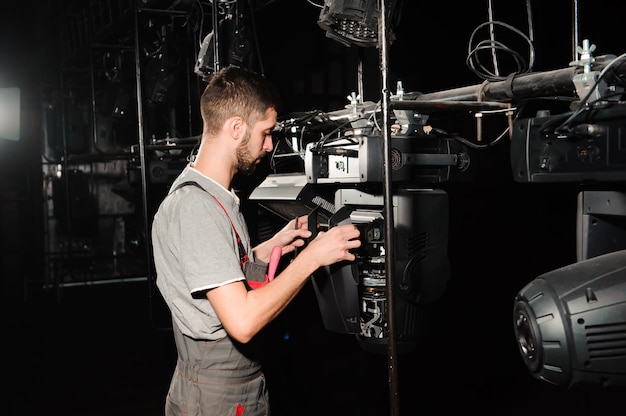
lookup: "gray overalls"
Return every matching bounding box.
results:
[165,323,270,416]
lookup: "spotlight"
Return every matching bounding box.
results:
[317,0,400,47]
[513,249,626,388]
[0,87,20,141]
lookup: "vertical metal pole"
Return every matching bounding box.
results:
[212,0,221,72]
[357,48,364,103]
[132,3,148,257]
[59,68,71,301]
[487,0,500,77]
[378,1,400,415]
[572,0,580,61]
[133,1,159,326]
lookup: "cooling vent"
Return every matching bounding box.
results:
[586,322,626,359]
[391,147,403,170]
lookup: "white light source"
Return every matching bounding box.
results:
[0,87,20,141]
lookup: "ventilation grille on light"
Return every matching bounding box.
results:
[586,322,626,359]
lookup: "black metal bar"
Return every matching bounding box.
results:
[390,99,509,112]
[409,55,621,104]
[137,7,188,17]
[414,66,579,102]
[212,0,221,72]
[379,2,400,416]
[133,0,163,329]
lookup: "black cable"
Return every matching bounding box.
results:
[466,19,535,82]
[429,126,507,150]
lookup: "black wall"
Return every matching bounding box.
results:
[2,1,626,414]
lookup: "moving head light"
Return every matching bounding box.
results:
[510,104,626,183]
[513,249,626,388]
[312,188,451,354]
[305,132,473,185]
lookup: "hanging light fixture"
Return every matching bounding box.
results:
[317,0,401,47]
[513,249,626,388]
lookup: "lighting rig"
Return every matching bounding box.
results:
[394,41,626,387]
[252,86,474,355]
[193,0,626,395]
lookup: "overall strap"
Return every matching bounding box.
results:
[172,181,249,271]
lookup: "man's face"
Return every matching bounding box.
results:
[236,108,277,175]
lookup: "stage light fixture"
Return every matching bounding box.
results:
[317,0,399,47]
[513,249,626,388]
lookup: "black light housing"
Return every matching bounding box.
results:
[317,0,400,47]
[513,249,626,388]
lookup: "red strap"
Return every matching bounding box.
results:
[209,195,249,269]
[172,181,249,271]
[246,278,269,290]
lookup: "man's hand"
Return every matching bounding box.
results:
[253,216,312,263]
[303,224,361,267]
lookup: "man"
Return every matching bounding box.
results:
[151,66,361,416]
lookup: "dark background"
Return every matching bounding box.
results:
[2,1,626,415]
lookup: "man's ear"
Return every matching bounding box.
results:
[226,116,245,140]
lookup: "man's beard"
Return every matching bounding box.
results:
[236,135,261,176]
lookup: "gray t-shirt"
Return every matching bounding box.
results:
[152,165,252,340]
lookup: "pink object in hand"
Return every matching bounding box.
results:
[267,246,282,281]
